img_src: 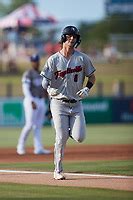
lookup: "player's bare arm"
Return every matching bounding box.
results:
[31,101,37,109]
[86,73,96,88]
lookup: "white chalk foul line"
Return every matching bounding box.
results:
[0,169,133,179]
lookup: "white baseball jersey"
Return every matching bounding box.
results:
[41,50,96,100]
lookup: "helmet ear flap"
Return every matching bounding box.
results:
[61,34,66,43]
[74,35,81,48]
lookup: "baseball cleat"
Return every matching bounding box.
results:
[54,172,66,180]
[17,148,26,155]
[34,149,51,155]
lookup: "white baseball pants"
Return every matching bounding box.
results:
[50,98,86,173]
[17,97,46,152]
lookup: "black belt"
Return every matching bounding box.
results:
[59,99,77,103]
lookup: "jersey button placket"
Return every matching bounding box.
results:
[66,61,70,97]
[66,58,72,97]
[69,104,73,114]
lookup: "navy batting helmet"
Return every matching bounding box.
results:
[30,54,40,62]
[61,26,81,48]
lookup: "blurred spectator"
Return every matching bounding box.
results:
[7,42,18,73]
[112,80,125,97]
[44,41,60,56]
[0,41,18,73]
[0,42,3,72]
[103,43,119,63]
[0,41,9,73]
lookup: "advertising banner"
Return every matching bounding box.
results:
[112,97,133,123]
[0,97,133,126]
[82,97,113,123]
[0,98,24,126]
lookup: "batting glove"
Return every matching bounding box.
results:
[76,87,90,98]
[48,87,59,96]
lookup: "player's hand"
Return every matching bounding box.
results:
[45,109,52,120]
[31,101,37,109]
[48,88,59,96]
[76,87,90,98]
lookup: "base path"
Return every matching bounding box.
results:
[0,144,133,191]
[0,170,133,191]
[0,144,132,163]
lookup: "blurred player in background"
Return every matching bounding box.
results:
[41,26,96,180]
[17,54,51,155]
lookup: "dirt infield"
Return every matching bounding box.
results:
[0,144,133,163]
[0,144,133,191]
[0,171,133,191]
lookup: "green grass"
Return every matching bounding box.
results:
[0,124,132,148]
[0,126,55,148]
[0,160,132,176]
[0,183,132,200]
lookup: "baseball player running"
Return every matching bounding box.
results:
[40,26,96,180]
[17,54,51,155]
